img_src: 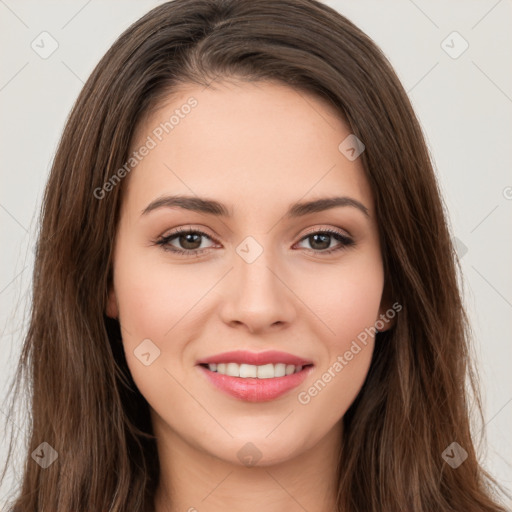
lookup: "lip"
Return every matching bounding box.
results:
[197,364,314,402]
[196,350,313,366]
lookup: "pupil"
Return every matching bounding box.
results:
[181,233,201,249]
[311,234,329,250]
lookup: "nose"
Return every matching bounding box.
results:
[219,247,297,334]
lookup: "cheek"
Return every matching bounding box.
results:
[332,272,383,345]
[113,246,211,339]
[296,274,381,423]
[111,247,203,394]
[112,241,233,405]
[292,255,383,415]
[296,252,384,348]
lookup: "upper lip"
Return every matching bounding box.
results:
[196,350,313,366]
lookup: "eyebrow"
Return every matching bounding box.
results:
[141,194,369,218]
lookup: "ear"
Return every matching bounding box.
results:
[376,280,399,332]
[105,283,119,319]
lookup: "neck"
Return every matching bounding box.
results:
[152,417,342,512]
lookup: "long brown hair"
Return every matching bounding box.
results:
[1,0,508,510]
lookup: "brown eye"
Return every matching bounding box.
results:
[154,227,354,257]
[176,232,203,250]
[156,228,217,256]
[296,230,354,254]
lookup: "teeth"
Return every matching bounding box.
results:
[257,364,274,379]
[226,362,239,377]
[207,362,305,378]
[240,364,257,378]
[274,363,286,377]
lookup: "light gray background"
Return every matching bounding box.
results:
[1,0,511,506]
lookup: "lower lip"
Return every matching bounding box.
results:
[197,365,314,402]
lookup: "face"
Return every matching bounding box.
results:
[107,79,391,467]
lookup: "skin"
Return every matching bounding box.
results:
[106,79,394,512]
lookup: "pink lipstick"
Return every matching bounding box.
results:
[196,350,314,402]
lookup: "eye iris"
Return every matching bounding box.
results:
[309,233,330,250]
[180,233,202,250]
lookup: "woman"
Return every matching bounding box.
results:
[1,0,508,510]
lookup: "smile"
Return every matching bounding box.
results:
[202,362,306,378]
[197,361,314,402]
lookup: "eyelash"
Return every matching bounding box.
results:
[153,226,355,257]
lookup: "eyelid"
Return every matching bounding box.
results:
[160,225,218,241]
[298,224,353,239]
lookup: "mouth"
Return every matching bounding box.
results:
[196,361,314,402]
[198,362,312,378]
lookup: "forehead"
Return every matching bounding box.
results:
[123,80,373,218]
